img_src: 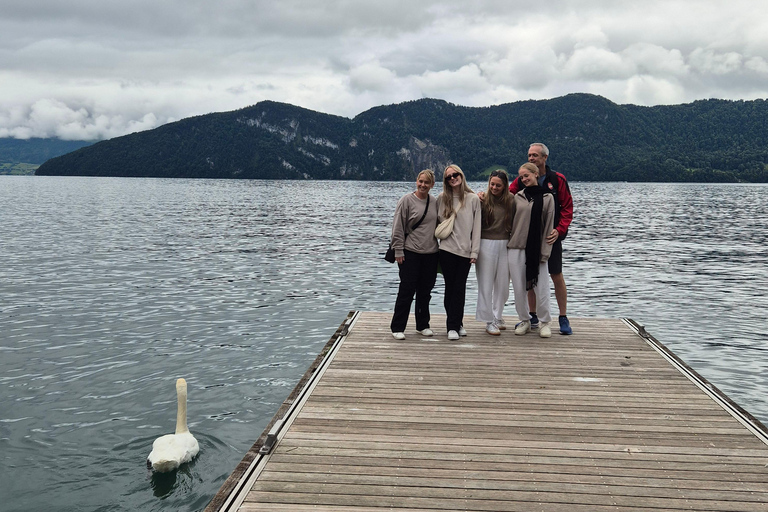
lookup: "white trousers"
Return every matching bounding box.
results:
[475,239,510,323]
[508,248,551,323]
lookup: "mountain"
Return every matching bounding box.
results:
[35,94,768,182]
[0,138,94,175]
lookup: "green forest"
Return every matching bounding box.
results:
[0,138,94,175]
[34,93,768,182]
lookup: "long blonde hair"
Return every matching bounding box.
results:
[441,164,473,217]
[482,169,511,228]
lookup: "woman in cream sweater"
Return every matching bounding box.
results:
[437,164,481,341]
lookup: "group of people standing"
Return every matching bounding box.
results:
[389,143,573,341]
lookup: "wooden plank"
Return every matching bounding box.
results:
[263,453,768,484]
[206,313,768,512]
[251,480,765,511]
[261,461,768,491]
[243,489,766,512]
[282,431,768,458]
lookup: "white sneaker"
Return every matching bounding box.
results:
[417,328,434,337]
[494,318,506,330]
[514,320,530,335]
[392,332,405,340]
[458,326,468,337]
[447,330,460,340]
[486,322,501,336]
[539,322,551,338]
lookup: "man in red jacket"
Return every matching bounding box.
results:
[509,143,574,334]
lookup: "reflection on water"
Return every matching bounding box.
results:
[0,177,767,512]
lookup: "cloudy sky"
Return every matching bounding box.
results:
[1,0,767,141]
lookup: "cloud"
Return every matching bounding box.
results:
[622,75,687,106]
[0,97,162,140]
[563,46,636,80]
[348,62,397,93]
[622,43,688,77]
[689,48,743,75]
[745,56,768,74]
[1,0,767,140]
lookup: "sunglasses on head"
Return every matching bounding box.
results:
[445,173,461,181]
[490,170,506,178]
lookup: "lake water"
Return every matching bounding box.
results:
[1,176,767,512]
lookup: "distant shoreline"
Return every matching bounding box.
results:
[0,163,38,176]
[5,174,767,185]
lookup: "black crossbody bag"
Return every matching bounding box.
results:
[384,195,430,263]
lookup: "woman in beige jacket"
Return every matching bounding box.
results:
[507,163,555,338]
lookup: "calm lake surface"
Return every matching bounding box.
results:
[1,176,767,512]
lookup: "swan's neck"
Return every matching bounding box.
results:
[175,382,189,434]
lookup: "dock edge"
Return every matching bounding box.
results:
[203,310,361,512]
[622,317,768,446]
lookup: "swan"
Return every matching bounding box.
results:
[147,378,200,472]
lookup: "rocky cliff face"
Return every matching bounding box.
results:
[399,137,451,179]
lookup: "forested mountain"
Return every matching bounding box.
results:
[35,94,768,182]
[0,138,94,174]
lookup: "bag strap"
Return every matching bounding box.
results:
[406,194,430,236]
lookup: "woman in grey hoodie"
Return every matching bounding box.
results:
[390,169,440,340]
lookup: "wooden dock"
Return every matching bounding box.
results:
[205,312,768,512]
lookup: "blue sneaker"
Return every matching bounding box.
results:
[559,315,572,335]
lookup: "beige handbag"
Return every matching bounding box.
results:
[435,214,455,240]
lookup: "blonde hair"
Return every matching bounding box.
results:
[519,162,539,175]
[417,169,435,184]
[441,164,473,217]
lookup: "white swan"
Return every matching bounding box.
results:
[147,378,200,472]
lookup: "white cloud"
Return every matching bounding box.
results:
[415,64,489,100]
[349,62,397,93]
[0,96,163,140]
[689,48,743,75]
[623,75,687,106]
[622,43,688,77]
[1,0,767,140]
[563,46,636,80]
[745,56,768,74]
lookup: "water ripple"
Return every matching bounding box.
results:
[1,177,767,512]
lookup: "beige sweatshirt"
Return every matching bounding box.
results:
[507,191,555,262]
[437,192,482,259]
[390,192,439,258]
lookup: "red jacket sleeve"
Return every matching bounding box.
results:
[555,172,573,237]
[509,178,521,195]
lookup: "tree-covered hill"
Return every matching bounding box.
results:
[35,94,768,182]
[0,138,94,174]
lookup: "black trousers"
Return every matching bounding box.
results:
[439,249,472,332]
[390,250,439,333]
